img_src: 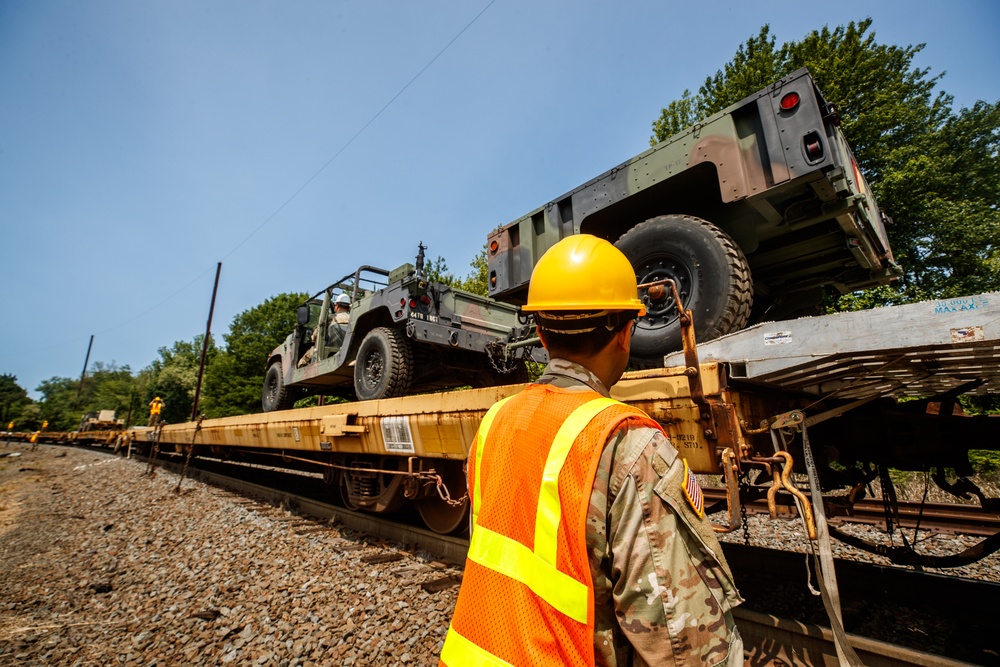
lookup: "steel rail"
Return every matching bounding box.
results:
[159,456,472,564]
[148,453,989,667]
[735,609,979,667]
[702,487,1000,537]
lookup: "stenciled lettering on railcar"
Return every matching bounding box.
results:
[381,415,415,454]
[934,295,990,314]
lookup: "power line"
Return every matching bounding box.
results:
[6,1,498,364]
[222,0,498,260]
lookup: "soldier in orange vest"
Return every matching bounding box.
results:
[440,235,743,666]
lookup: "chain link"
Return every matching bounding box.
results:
[485,340,520,374]
[739,472,751,545]
[144,423,163,476]
[434,475,470,507]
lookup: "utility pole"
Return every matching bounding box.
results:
[76,335,94,408]
[191,263,222,421]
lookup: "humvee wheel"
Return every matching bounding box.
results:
[615,215,753,368]
[262,361,296,412]
[417,460,470,535]
[354,327,414,400]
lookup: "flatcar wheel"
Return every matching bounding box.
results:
[417,460,469,535]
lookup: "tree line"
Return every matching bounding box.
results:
[3,19,996,431]
[651,19,999,308]
[1,292,307,432]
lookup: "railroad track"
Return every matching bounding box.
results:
[148,452,996,667]
[702,486,1000,537]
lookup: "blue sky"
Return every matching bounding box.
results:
[2,0,998,399]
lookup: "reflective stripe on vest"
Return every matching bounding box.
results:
[471,395,515,529]
[469,396,618,623]
[442,395,624,665]
[440,625,515,667]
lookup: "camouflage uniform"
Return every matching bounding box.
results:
[537,358,744,667]
[327,309,351,350]
[298,330,318,367]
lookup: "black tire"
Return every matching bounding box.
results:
[353,327,414,400]
[262,361,296,412]
[615,215,753,368]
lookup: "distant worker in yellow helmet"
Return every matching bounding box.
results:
[440,235,743,667]
[148,396,164,427]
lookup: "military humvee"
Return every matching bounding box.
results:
[78,410,125,432]
[486,68,902,367]
[263,245,538,411]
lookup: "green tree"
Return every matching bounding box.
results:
[0,373,32,428]
[425,247,489,297]
[649,20,1000,304]
[20,362,138,431]
[652,26,782,139]
[33,376,79,431]
[82,362,138,426]
[461,248,489,296]
[424,256,458,286]
[140,336,215,425]
[201,293,307,418]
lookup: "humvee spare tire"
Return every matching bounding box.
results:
[615,214,753,368]
[354,327,414,400]
[262,361,297,412]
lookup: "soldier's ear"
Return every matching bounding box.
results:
[537,327,550,351]
[615,324,631,352]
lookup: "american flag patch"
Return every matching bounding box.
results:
[682,459,704,518]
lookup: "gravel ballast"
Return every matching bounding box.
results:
[0,444,462,666]
[2,444,997,666]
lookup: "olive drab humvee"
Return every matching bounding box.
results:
[263,244,539,411]
[486,68,902,368]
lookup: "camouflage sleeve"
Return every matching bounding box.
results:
[588,421,744,667]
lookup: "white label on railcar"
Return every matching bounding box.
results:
[381,416,414,453]
[951,326,984,343]
[764,331,793,345]
[293,426,300,443]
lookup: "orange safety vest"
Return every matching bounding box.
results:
[150,400,162,415]
[440,384,662,667]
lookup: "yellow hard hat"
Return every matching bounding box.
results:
[522,235,645,315]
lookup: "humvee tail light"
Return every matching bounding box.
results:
[780,92,800,111]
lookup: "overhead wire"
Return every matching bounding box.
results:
[4,1,498,363]
[223,0,498,260]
